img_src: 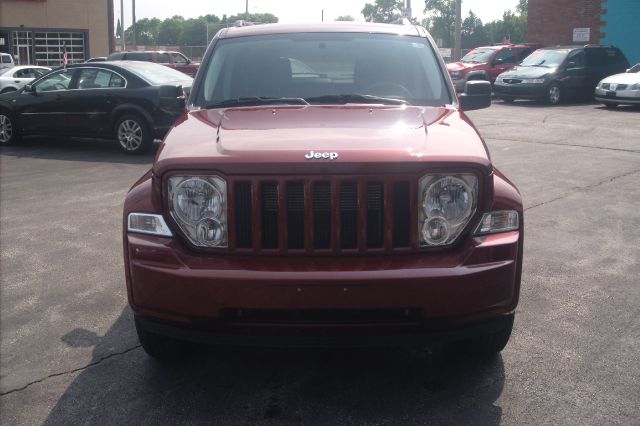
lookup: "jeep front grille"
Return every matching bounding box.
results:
[229,177,416,254]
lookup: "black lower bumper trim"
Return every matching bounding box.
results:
[135,314,512,348]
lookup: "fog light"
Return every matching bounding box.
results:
[421,217,450,245]
[196,218,226,246]
[128,213,173,237]
[474,210,519,235]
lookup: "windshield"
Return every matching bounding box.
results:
[461,48,496,63]
[122,61,192,86]
[0,67,14,76]
[520,49,570,67]
[196,33,451,108]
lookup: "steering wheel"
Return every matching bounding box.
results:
[363,82,412,99]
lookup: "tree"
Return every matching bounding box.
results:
[423,0,455,47]
[125,17,161,45]
[227,12,279,23]
[157,15,185,45]
[361,0,404,23]
[461,11,488,49]
[335,15,355,21]
[516,0,528,15]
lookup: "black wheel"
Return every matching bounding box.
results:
[603,102,618,109]
[455,314,514,357]
[114,114,152,154]
[501,96,515,103]
[0,110,19,145]
[1,87,17,94]
[546,83,562,105]
[135,317,195,361]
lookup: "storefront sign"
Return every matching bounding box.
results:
[573,28,590,42]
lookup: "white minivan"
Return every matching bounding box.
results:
[0,53,15,69]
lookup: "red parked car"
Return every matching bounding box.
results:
[447,43,541,91]
[123,23,524,360]
[107,50,200,77]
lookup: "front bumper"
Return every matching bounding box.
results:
[125,229,522,342]
[594,88,640,105]
[494,82,546,99]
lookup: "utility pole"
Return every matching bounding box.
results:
[120,0,125,50]
[132,0,137,51]
[454,0,461,61]
[405,0,412,19]
[322,9,324,22]
[245,0,249,19]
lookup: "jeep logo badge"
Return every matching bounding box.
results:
[304,151,339,160]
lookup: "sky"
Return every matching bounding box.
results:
[115,0,520,27]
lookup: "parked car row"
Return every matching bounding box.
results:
[0,61,193,153]
[448,43,636,108]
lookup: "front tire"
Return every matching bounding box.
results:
[115,114,152,154]
[135,317,195,361]
[0,111,19,145]
[501,96,515,103]
[546,83,562,105]
[603,102,618,109]
[455,314,515,357]
[1,87,17,94]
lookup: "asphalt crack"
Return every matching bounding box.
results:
[525,168,640,212]
[0,345,141,397]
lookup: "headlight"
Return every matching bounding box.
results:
[521,78,545,84]
[418,174,478,247]
[168,176,227,247]
[450,71,462,78]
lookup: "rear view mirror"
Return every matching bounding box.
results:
[459,80,492,111]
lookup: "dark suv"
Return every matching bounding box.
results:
[123,23,522,360]
[494,45,630,104]
[447,44,541,91]
[107,51,200,77]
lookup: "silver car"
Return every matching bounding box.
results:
[594,64,640,108]
[0,66,52,94]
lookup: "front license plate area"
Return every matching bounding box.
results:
[605,91,616,98]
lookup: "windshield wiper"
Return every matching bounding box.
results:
[204,96,309,108]
[305,94,408,106]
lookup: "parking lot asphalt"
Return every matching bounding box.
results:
[1,101,639,425]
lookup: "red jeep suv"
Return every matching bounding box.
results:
[447,44,541,91]
[123,23,524,359]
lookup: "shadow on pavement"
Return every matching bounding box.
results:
[0,137,159,165]
[44,308,505,425]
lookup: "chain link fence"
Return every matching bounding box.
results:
[179,46,207,61]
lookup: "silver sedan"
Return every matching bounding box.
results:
[594,64,640,108]
[0,66,52,94]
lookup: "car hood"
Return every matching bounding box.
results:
[499,66,553,79]
[600,72,640,85]
[154,105,491,176]
[447,62,481,72]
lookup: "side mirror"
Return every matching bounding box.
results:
[459,80,492,111]
[24,83,35,94]
[493,58,504,66]
[567,61,576,68]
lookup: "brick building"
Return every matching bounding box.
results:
[528,0,640,64]
[0,0,115,65]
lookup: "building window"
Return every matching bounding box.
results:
[33,32,85,66]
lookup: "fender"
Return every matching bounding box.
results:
[465,70,490,81]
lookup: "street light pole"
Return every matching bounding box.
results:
[132,0,137,51]
[454,0,461,61]
[120,0,125,50]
